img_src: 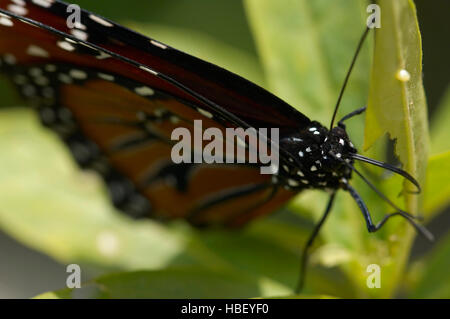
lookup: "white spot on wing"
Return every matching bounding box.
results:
[7,4,28,15]
[135,86,155,96]
[26,45,49,58]
[170,116,180,124]
[69,69,87,79]
[89,14,114,27]
[96,51,111,60]
[12,0,26,5]
[74,21,87,30]
[269,164,279,174]
[57,40,75,52]
[13,75,27,85]
[139,65,158,75]
[0,16,13,27]
[4,53,16,65]
[45,64,57,72]
[58,73,72,84]
[98,73,115,81]
[22,84,36,97]
[65,38,77,44]
[29,67,42,77]
[288,179,299,187]
[40,107,55,123]
[32,0,54,8]
[154,109,165,117]
[70,29,88,41]
[197,108,213,119]
[34,76,49,86]
[150,40,168,49]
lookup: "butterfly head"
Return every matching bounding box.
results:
[320,125,357,182]
[279,123,357,190]
[321,126,357,166]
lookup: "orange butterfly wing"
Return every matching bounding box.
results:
[0,10,295,227]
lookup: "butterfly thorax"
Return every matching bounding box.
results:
[277,122,356,191]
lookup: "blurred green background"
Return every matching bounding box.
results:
[0,0,449,298]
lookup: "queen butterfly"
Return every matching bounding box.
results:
[0,0,433,292]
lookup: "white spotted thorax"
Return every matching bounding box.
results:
[278,122,356,190]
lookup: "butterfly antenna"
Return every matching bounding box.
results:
[329,27,370,130]
[350,153,421,194]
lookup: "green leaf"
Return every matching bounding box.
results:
[364,0,428,188]
[244,0,432,298]
[362,0,429,297]
[0,109,220,271]
[34,288,73,299]
[244,0,370,140]
[92,268,290,298]
[430,86,450,155]
[185,218,355,297]
[408,232,450,298]
[244,0,374,296]
[424,151,450,217]
[40,268,341,299]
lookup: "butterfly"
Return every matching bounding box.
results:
[0,0,433,292]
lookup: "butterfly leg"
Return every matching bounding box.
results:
[346,184,434,241]
[296,192,336,293]
[338,106,366,128]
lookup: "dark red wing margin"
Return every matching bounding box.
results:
[0,0,311,134]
